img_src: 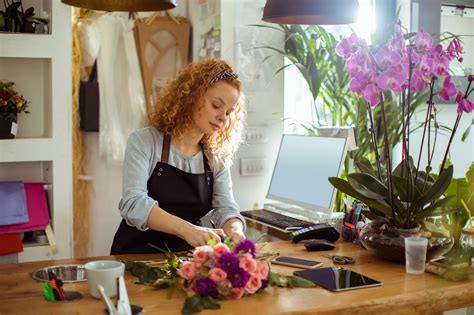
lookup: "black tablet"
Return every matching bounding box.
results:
[294,266,382,292]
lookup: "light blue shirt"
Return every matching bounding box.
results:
[119,127,244,231]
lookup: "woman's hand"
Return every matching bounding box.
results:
[222,218,246,243]
[179,224,226,247]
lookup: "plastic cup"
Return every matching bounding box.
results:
[405,237,428,274]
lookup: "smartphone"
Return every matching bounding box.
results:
[271,256,323,269]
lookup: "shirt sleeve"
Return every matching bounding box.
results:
[118,130,158,231]
[209,166,246,231]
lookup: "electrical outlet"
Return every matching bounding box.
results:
[240,158,266,176]
[245,127,267,144]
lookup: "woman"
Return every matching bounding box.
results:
[110,58,246,254]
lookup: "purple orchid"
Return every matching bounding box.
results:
[456,91,474,114]
[363,84,380,106]
[438,76,457,101]
[376,70,405,92]
[375,46,402,69]
[414,28,432,52]
[447,38,463,62]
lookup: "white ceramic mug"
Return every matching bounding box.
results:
[85,260,125,298]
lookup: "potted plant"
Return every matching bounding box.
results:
[329,24,473,262]
[0,0,49,33]
[0,81,29,139]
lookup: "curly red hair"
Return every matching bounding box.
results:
[149,58,245,166]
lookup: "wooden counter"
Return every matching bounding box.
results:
[0,241,473,315]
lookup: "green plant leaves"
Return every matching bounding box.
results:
[412,165,453,209]
[267,271,315,288]
[182,295,220,314]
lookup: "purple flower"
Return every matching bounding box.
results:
[375,46,402,69]
[415,28,432,52]
[447,39,464,62]
[260,279,268,290]
[418,57,435,77]
[433,56,449,76]
[234,239,256,258]
[335,33,361,59]
[376,70,405,92]
[226,267,250,288]
[219,252,240,273]
[438,76,457,101]
[363,84,380,107]
[195,278,218,298]
[410,69,429,93]
[456,92,474,114]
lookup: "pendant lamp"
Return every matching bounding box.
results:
[262,0,359,25]
[61,0,176,12]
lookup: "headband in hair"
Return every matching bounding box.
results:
[209,70,238,85]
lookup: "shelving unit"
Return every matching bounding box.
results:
[0,1,73,262]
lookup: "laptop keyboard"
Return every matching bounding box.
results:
[241,209,314,230]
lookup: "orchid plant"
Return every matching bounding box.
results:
[329,24,473,229]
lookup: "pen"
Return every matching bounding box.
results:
[210,220,217,229]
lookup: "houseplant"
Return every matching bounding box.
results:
[0,81,29,139]
[256,24,429,211]
[0,0,48,33]
[329,24,473,261]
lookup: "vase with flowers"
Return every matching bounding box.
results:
[329,24,473,262]
[0,81,29,139]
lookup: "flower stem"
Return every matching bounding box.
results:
[379,93,395,221]
[440,79,473,174]
[366,102,383,181]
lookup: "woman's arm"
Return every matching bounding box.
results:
[147,204,226,247]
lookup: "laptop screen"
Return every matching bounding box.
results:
[266,134,348,216]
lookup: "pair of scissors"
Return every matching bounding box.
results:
[323,254,355,265]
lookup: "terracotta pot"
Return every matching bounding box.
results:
[0,115,17,139]
[360,219,454,262]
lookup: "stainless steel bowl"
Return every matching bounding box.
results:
[31,264,87,283]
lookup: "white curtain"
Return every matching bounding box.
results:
[94,13,147,162]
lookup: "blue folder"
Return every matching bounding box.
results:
[0,181,29,226]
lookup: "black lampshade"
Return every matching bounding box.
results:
[262,0,360,25]
[61,0,176,12]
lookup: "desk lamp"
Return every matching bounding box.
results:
[262,0,359,25]
[61,0,176,11]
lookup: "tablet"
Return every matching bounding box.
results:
[294,266,382,292]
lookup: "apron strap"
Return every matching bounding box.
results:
[162,134,212,173]
[161,134,171,164]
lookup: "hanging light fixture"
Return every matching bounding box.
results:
[61,0,176,12]
[262,0,359,25]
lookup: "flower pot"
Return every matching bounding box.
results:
[359,219,454,262]
[0,116,17,139]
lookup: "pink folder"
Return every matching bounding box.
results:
[0,183,50,233]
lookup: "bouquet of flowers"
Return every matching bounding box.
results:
[0,81,29,121]
[125,239,314,314]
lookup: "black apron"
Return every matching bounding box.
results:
[110,134,213,254]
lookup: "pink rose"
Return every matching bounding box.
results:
[256,261,269,279]
[208,267,227,283]
[193,245,212,263]
[178,261,197,280]
[230,287,245,299]
[244,274,262,294]
[239,253,257,273]
[213,243,230,258]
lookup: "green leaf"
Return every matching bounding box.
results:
[347,173,389,199]
[267,271,289,287]
[354,157,377,177]
[286,275,315,288]
[182,295,204,314]
[412,196,454,220]
[200,296,220,310]
[412,165,453,209]
[391,175,411,202]
[329,177,392,216]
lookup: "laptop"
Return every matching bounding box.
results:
[241,134,349,232]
